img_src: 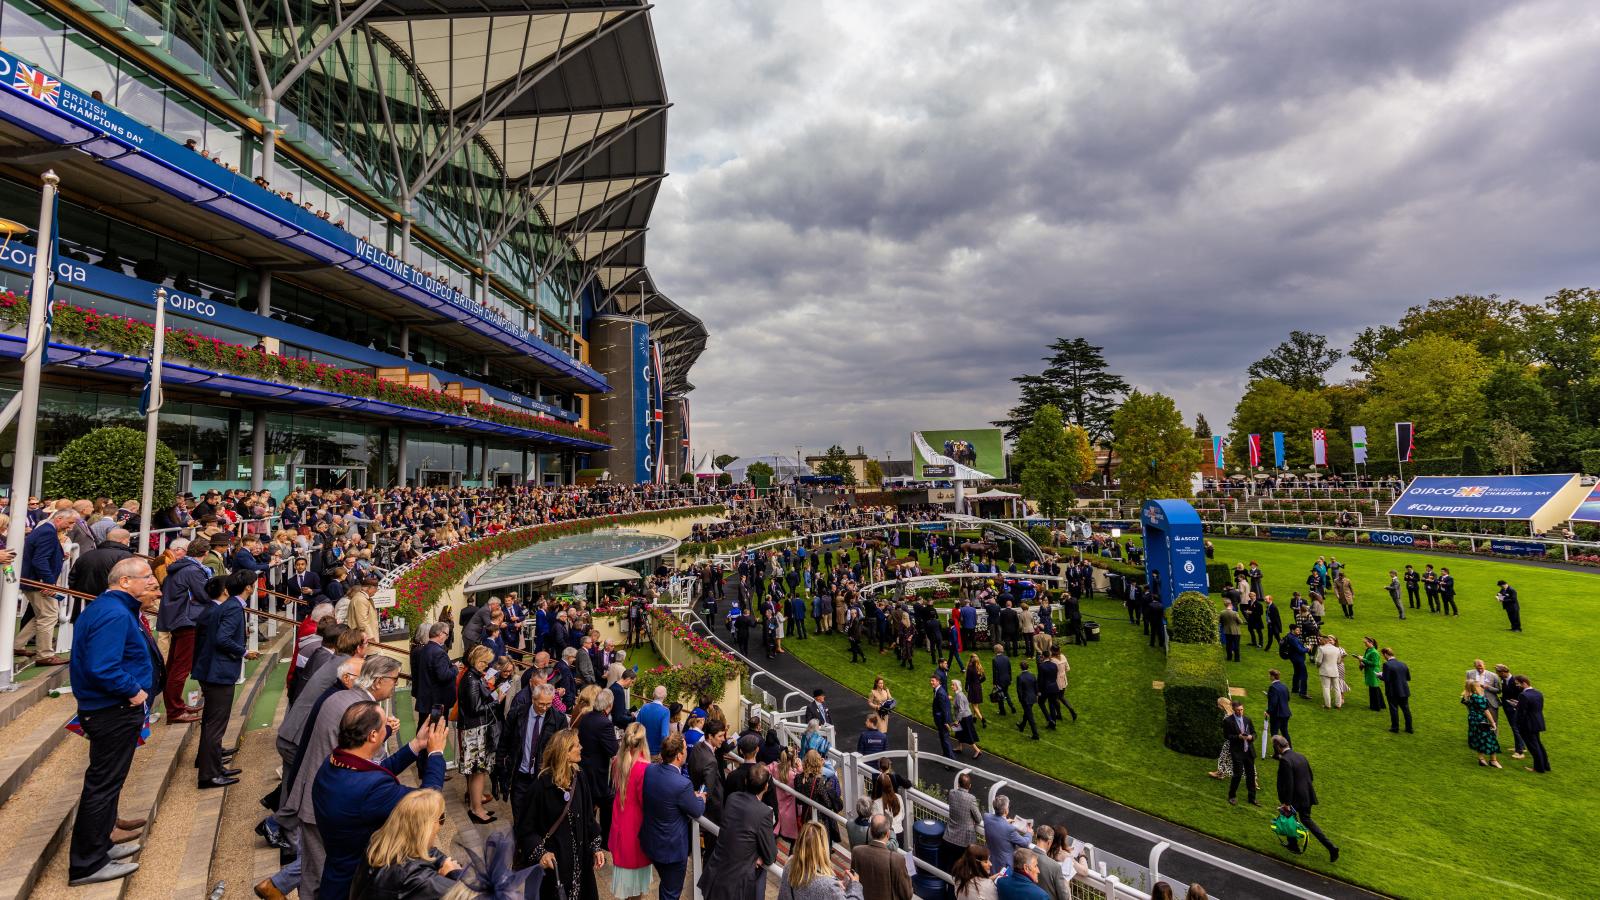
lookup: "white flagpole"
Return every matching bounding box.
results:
[137,288,168,554]
[0,171,60,690]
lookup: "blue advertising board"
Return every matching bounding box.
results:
[1573,484,1600,524]
[821,534,842,545]
[629,321,652,484]
[1140,500,1209,606]
[1489,540,1547,558]
[1388,475,1579,520]
[1366,531,1417,547]
[1268,526,1312,540]
[914,522,949,531]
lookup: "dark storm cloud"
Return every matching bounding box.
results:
[646,1,1600,459]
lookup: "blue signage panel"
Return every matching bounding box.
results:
[1140,500,1208,606]
[914,522,948,532]
[1268,526,1312,540]
[1389,475,1578,520]
[821,534,842,545]
[1573,484,1600,524]
[1489,540,1547,558]
[629,321,652,484]
[1366,530,1417,547]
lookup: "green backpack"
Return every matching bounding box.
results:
[1271,807,1308,853]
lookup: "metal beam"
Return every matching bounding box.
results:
[555,173,661,236]
[271,0,389,101]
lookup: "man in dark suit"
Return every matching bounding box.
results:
[641,734,706,900]
[553,648,578,708]
[287,557,322,617]
[1439,568,1458,615]
[1496,581,1522,632]
[1015,661,1041,739]
[851,814,912,900]
[698,765,776,900]
[931,676,956,758]
[1403,565,1421,609]
[804,688,831,727]
[1423,565,1440,613]
[992,646,1015,714]
[1272,736,1337,861]
[1146,593,1167,650]
[411,623,457,725]
[503,680,567,865]
[999,601,1021,657]
[1263,596,1283,652]
[1514,675,1548,773]
[1265,669,1292,746]
[609,669,637,728]
[687,721,728,856]
[1380,648,1412,733]
[1281,626,1310,698]
[1223,699,1257,805]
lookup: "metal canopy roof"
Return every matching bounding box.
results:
[603,268,705,394]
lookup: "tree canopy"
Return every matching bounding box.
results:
[1356,333,1491,458]
[1226,379,1332,469]
[995,338,1129,443]
[1112,391,1202,504]
[1016,405,1075,520]
[813,445,858,484]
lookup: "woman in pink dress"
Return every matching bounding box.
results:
[608,723,652,900]
[768,746,801,849]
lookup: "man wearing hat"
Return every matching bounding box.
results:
[1496,581,1521,632]
[804,688,831,728]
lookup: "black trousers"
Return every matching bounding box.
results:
[1268,714,1290,746]
[1441,595,1458,615]
[1523,729,1549,772]
[1246,624,1264,647]
[197,680,236,783]
[1367,686,1385,711]
[1505,604,1522,631]
[1293,804,1336,854]
[1426,590,1440,612]
[961,628,976,651]
[1406,584,1420,608]
[69,703,144,879]
[1388,697,1413,732]
[993,684,1015,714]
[1228,749,1255,801]
[848,636,866,662]
[1224,634,1241,662]
[935,722,955,758]
[1016,702,1039,738]
[1265,625,1282,651]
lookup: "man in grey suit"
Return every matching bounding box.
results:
[851,814,913,900]
[940,772,983,873]
[1030,825,1070,900]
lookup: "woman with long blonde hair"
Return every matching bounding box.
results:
[569,683,601,723]
[608,723,652,900]
[779,820,861,899]
[348,789,462,898]
[528,730,604,900]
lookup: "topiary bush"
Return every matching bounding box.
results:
[1204,562,1231,593]
[42,425,177,510]
[1164,643,1229,756]
[1168,591,1219,645]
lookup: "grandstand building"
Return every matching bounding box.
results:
[0,0,702,491]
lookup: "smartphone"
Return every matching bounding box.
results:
[426,704,445,727]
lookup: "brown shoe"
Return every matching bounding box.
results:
[169,712,202,724]
[116,817,147,830]
[35,655,68,666]
[254,877,289,900]
[13,648,35,658]
[111,827,141,844]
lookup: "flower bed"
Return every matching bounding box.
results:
[677,528,796,558]
[391,505,723,624]
[625,608,744,704]
[0,291,609,445]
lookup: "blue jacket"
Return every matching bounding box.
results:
[639,761,705,864]
[995,871,1051,900]
[21,521,63,584]
[983,813,1031,874]
[193,597,247,684]
[1282,635,1307,665]
[313,746,446,900]
[960,605,978,630]
[637,700,671,756]
[932,686,952,724]
[69,590,156,712]
[231,547,272,574]
[1267,680,1292,718]
[156,555,211,632]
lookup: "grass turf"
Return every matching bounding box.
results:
[782,538,1591,899]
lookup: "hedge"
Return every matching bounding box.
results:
[42,426,179,511]
[391,505,723,625]
[1168,591,1218,645]
[1581,449,1600,476]
[1164,643,1229,756]
[600,607,744,704]
[677,528,795,559]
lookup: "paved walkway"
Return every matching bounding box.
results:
[714,618,1378,900]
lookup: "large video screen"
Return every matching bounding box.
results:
[911,428,1006,480]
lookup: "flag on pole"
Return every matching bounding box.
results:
[1248,434,1262,468]
[137,356,156,416]
[1211,434,1224,469]
[1351,426,1368,464]
[1311,428,1328,466]
[1271,432,1285,469]
[1395,422,1415,462]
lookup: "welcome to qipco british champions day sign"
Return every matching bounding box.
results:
[1387,475,1589,534]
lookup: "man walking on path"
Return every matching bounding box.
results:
[1272,736,1338,862]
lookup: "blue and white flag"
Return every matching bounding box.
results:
[1272,432,1285,469]
[1350,426,1368,465]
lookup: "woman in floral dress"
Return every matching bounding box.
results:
[1463,679,1502,768]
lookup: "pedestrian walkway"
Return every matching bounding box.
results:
[724,622,1377,900]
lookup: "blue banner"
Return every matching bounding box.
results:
[1489,540,1547,558]
[1573,484,1600,524]
[1272,432,1285,469]
[1366,530,1417,547]
[914,522,948,531]
[821,534,842,544]
[1389,475,1579,520]
[629,321,652,483]
[1097,520,1136,531]
[1268,526,1312,539]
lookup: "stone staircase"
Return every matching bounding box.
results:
[0,633,288,900]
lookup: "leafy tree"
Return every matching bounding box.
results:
[1225,379,1331,469]
[1064,424,1096,486]
[1192,414,1212,439]
[1015,405,1075,520]
[1111,391,1203,503]
[716,472,732,487]
[1349,294,1531,373]
[1486,419,1536,475]
[862,458,884,487]
[43,426,178,510]
[1245,331,1342,391]
[1356,334,1491,458]
[745,460,774,487]
[714,454,737,470]
[995,338,1129,443]
[678,471,695,484]
[813,445,858,485]
[1526,288,1600,428]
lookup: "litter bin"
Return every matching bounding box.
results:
[911,818,947,899]
[1084,620,1101,642]
[1107,573,1127,601]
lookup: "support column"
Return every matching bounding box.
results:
[399,324,411,358]
[396,427,408,487]
[251,271,273,490]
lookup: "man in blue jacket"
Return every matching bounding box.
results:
[194,571,254,788]
[1281,626,1310,699]
[641,733,706,900]
[1266,669,1293,746]
[312,703,448,900]
[156,539,210,723]
[67,558,161,886]
[636,685,672,757]
[931,675,956,758]
[17,507,76,665]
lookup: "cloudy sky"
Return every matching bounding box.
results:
[648,1,1600,462]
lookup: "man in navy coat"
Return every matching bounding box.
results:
[1266,669,1293,746]
[1515,675,1549,773]
[193,571,252,787]
[931,676,956,758]
[641,734,706,900]
[312,703,447,900]
[18,508,75,664]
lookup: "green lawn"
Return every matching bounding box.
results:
[784,538,1594,899]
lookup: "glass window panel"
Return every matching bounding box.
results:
[2,0,66,73]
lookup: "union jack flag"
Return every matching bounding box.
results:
[14,64,60,107]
